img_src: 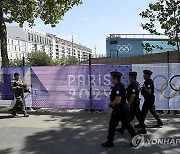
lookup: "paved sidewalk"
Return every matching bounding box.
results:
[0,111,179,154]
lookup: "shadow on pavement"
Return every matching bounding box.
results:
[0,148,12,154]
[20,112,180,154]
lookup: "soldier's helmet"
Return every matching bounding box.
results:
[14,72,20,77]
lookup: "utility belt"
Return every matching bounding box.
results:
[144,94,155,99]
[144,96,155,103]
[131,100,140,106]
[113,102,129,112]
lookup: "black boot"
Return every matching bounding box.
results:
[155,121,163,127]
[101,140,114,147]
[134,123,143,128]
[137,128,147,134]
[12,110,18,117]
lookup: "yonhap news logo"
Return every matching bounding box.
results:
[132,135,180,149]
[132,135,145,149]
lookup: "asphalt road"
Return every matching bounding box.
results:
[0,110,180,154]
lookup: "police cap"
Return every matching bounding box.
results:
[143,70,153,75]
[110,71,122,77]
[129,72,137,77]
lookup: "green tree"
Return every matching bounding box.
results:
[9,59,24,67]
[27,51,53,66]
[66,56,79,65]
[0,0,82,67]
[53,56,79,66]
[140,0,180,61]
[53,57,67,66]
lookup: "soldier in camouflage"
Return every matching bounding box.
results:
[10,72,30,117]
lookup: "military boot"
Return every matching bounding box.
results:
[23,111,29,117]
[12,110,18,117]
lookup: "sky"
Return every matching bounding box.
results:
[8,0,159,55]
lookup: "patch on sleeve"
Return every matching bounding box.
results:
[116,91,119,94]
[148,85,150,88]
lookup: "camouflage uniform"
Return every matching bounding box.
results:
[10,79,29,116]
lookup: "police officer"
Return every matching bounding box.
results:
[136,70,163,134]
[101,71,137,147]
[116,72,141,134]
[10,73,30,117]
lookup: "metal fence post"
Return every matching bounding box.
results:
[167,51,170,111]
[88,54,93,111]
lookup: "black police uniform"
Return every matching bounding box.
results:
[127,81,141,122]
[120,81,141,132]
[116,72,141,133]
[139,70,163,132]
[102,80,137,147]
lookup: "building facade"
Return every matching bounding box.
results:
[106,34,177,58]
[2,26,91,63]
[7,26,53,58]
[53,36,91,61]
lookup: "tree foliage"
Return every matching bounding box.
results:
[27,51,53,66]
[140,0,180,60]
[53,57,67,66]
[0,0,82,67]
[53,56,79,66]
[9,59,24,67]
[65,56,79,65]
[1,0,82,27]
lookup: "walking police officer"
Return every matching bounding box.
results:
[116,72,141,134]
[10,73,30,117]
[101,71,137,147]
[136,70,163,134]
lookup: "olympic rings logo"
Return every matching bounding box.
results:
[153,75,180,99]
[116,44,132,53]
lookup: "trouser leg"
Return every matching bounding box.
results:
[107,110,120,142]
[140,102,149,128]
[135,104,141,123]
[121,109,135,131]
[16,95,25,112]
[120,111,137,138]
[149,104,162,123]
[12,100,19,115]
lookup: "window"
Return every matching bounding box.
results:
[31,34,33,41]
[8,39,9,43]
[28,33,30,41]
[12,40,13,44]
[37,36,39,43]
[34,34,36,42]
[110,40,117,44]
